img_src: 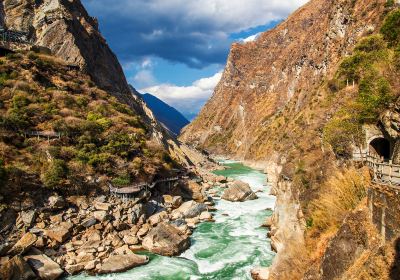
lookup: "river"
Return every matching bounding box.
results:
[69,160,276,280]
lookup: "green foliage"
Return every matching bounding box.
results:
[385,0,395,8]
[357,76,393,122]
[42,159,68,189]
[101,133,139,158]
[87,112,112,130]
[0,72,10,87]
[381,9,400,46]
[324,107,364,158]
[12,92,31,109]
[111,174,131,186]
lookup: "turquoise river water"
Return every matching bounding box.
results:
[69,161,276,280]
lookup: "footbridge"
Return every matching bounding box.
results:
[108,176,186,199]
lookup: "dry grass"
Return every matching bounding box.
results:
[310,167,371,232]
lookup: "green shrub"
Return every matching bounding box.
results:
[112,174,131,186]
[354,35,386,53]
[381,9,400,46]
[42,159,68,189]
[12,93,31,109]
[0,72,10,87]
[357,76,393,122]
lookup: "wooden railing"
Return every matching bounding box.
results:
[108,176,181,195]
[353,152,400,186]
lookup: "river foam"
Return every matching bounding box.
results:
[68,161,275,280]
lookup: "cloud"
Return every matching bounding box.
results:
[132,70,157,89]
[141,71,223,120]
[241,32,262,43]
[82,0,308,68]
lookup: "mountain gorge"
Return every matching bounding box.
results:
[142,93,189,135]
[182,0,400,279]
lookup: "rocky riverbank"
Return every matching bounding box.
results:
[0,170,259,279]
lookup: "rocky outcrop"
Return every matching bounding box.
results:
[142,222,190,256]
[2,0,131,100]
[172,200,207,219]
[181,0,387,159]
[221,180,257,202]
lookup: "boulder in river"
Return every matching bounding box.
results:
[172,200,207,219]
[251,266,270,280]
[222,181,258,202]
[96,254,149,274]
[142,222,190,256]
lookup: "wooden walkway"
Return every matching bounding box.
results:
[353,152,400,186]
[108,176,182,198]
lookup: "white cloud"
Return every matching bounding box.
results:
[132,70,157,88]
[241,32,262,43]
[141,71,223,120]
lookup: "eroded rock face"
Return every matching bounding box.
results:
[221,181,257,202]
[180,0,387,159]
[2,0,131,100]
[142,222,190,256]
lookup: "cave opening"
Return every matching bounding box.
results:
[369,137,391,161]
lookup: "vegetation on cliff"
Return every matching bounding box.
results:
[0,51,178,199]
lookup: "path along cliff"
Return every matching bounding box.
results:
[181,0,400,278]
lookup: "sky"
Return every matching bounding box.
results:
[83,0,308,120]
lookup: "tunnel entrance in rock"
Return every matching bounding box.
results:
[369,137,391,161]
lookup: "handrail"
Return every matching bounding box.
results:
[353,152,400,186]
[108,176,181,195]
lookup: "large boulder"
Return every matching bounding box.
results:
[96,254,149,274]
[251,267,270,280]
[222,181,258,202]
[7,233,37,256]
[0,255,36,280]
[142,222,190,256]
[24,249,64,280]
[45,222,73,243]
[180,181,206,202]
[172,200,207,219]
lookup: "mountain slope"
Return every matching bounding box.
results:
[180,0,387,159]
[142,93,189,135]
[181,0,400,279]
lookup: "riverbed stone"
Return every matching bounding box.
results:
[172,200,207,219]
[96,254,149,274]
[251,267,270,280]
[142,222,190,256]
[222,181,258,202]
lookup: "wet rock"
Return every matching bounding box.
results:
[24,248,64,280]
[0,255,36,280]
[48,195,66,210]
[222,181,258,202]
[215,175,227,183]
[8,232,37,256]
[97,254,149,274]
[262,217,273,228]
[251,267,270,280]
[172,200,207,219]
[65,263,85,275]
[142,222,190,256]
[199,211,213,221]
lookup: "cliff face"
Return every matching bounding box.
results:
[2,0,131,102]
[181,0,386,159]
